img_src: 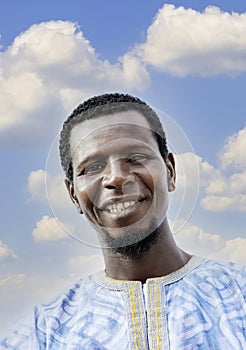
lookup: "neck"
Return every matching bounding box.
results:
[102,219,191,283]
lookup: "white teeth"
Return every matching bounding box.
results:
[117,203,124,210]
[106,201,137,214]
[124,202,130,208]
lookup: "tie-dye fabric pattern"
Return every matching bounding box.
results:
[1,257,245,349]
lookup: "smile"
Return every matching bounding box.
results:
[106,201,137,214]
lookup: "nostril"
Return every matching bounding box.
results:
[105,184,117,190]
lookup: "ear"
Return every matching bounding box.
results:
[166,153,176,192]
[65,179,83,214]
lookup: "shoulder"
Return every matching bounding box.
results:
[190,257,246,297]
[0,273,100,349]
[40,273,99,317]
[197,258,246,281]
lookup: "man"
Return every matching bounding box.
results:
[1,93,246,349]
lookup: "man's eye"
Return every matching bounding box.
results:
[128,154,147,162]
[84,163,105,175]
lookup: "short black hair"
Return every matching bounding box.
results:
[59,93,168,182]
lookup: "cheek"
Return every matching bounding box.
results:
[152,172,169,206]
[75,177,101,209]
[144,165,167,194]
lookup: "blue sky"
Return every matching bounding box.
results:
[0,0,246,336]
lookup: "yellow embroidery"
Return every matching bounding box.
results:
[148,284,152,348]
[137,285,146,350]
[129,285,141,350]
[154,283,163,350]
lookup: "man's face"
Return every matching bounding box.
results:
[67,110,175,248]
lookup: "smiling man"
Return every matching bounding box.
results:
[63,99,180,265]
[1,93,246,349]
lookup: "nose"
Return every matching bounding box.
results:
[102,159,136,190]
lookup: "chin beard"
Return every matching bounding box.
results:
[101,219,161,259]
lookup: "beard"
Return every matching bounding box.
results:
[100,219,161,259]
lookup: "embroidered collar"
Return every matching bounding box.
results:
[94,255,205,291]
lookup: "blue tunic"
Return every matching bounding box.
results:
[1,256,246,349]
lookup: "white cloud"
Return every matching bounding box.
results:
[0,241,17,261]
[172,128,246,213]
[172,146,246,213]
[174,220,246,265]
[32,215,73,242]
[174,152,221,190]
[200,127,246,212]
[132,4,246,76]
[200,194,246,212]
[220,127,246,169]
[0,20,149,147]
[28,169,70,208]
[200,169,246,212]
[0,273,25,288]
[169,152,224,227]
[28,169,47,202]
[68,254,105,277]
[214,238,246,265]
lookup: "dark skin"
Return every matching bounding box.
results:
[66,110,191,283]
[104,219,191,282]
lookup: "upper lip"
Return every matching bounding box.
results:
[100,196,145,210]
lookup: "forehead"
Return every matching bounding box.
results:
[69,110,158,157]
